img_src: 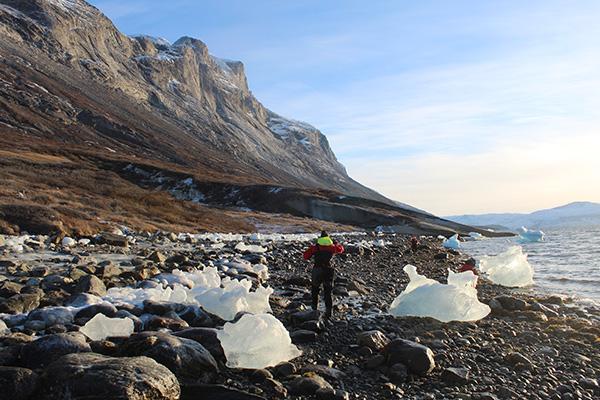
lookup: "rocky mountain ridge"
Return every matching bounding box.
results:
[0,0,488,236]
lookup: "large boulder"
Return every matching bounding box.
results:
[0,366,39,400]
[384,339,435,375]
[20,332,91,369]
[120,331,218,383]
[41,353,179,400]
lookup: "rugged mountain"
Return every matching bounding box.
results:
[446,201,600,230]
[0,0,487,236]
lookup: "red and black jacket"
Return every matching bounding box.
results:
[303,240,344,268]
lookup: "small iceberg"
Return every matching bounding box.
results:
[389,265,490,322]
[217,313,301,369]
[517,226,545,242]
[479,246,534,288]
[443,234,461,249]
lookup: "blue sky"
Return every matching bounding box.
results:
[89,0,600,215]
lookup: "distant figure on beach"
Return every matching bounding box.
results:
[410,236,419,252]
[303,231,344,318]
[459,258,479,276]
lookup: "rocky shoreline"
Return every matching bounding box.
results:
[0,232,598,400]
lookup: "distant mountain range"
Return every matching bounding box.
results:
[446,202,600,230]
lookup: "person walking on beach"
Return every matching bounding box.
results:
[303,231,344,318]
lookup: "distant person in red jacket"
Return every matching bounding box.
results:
[410,236,419,252]
[303,231,344,318]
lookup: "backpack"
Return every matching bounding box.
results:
[313,244,334,268]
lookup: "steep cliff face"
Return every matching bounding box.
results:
[0,0,484,236]
[0,0,384,199]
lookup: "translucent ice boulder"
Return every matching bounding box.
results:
[468,232,484,240]
[389,265,491,322]
[478,246,534,287]
[80,314,134,341]
[104,284,187,306]
[517,227,545,242]
[217,313,301,369]
[195,279,273,321]
[443,234,461,249]
[234,242,267,253]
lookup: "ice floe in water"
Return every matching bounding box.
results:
[517,227,545,243]
[195,278,273,321]
[443,234,461,249]
[80,313,134,341]
[479,246,534,288]
[217,313,301,369]
[389,265,491,322]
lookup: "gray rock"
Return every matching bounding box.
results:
[441,367,470,386]
[288,374,333,396]
[20,332,91,369]
[301,365,346,381]
[41,353,179,400]
[0,293,41,314]
[97,233,129,247]
[272,361,297,377]
[357,330,389,351]
[173,327,224,360]
[120,331,218,383]
[494,295,528,311]
[75,302,118,319]
[0,366,39,400]
[384,339,435,375]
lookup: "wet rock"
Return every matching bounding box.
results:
[0,293,41,314]
[441,367,470,386]
[145,315,189,331]
[181,384,266,400]
[0,281,23,298]
[120,331,218,383]
[288,374,334,396]
[97,233,129,247]
[388,363,408,384]
[73,275,106,297]
[148,251,167,263]
[357,330,389,351]
[301,365,347,381]
[42,353,179,400]
[384,339,435,375]
[272,361,297,377]
[494,296,528,311]
[291,329,318,344]
[299,319,324,332]
[290,309,320,324]
[20,332,91,369]
[0,366,39,400]
[173,327,224,359]
[75,302,118,319]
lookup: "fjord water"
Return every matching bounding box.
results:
[461,226,600,304]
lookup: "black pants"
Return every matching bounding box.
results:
[311,266,334,313]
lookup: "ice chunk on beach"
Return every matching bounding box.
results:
[443,234,460,249]
[518,227,545,242]
[478,246,534,287]
[62,237,76,247]
[217,313,301,369]
[235,242,267,253]
[80,313,134,341]
[468,232,484,240]
[195,279,273,321]
[389,265,491,322]
[104,285,182,306]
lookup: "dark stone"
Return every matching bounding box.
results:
[120,331,218,383]
[173,328,224,360]
[495,295,528,311]
[434,253,448,260]
[0,293,41,314]
[384,339,435,375]
[0,281,23,298]
[288,374,333,396]
[441,367,470,385]
[97,233,129,247]
[290,329,318,344]
[285,275,311,287]
[20,332,91,369]
[301,365,346,381]
[143,300,184,315]
[73,275,106,297]
[75,302,118,319]
[41,353,179,400]
[299,319,324,332]
[290,309,320,324]
[178,305,215,328]
[272,361,296,377]
[357,330,389,351]
[145,315,189,331]
[0,366,39,400]
[148,251,166,263]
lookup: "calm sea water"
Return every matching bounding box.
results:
[461,226,600,305]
